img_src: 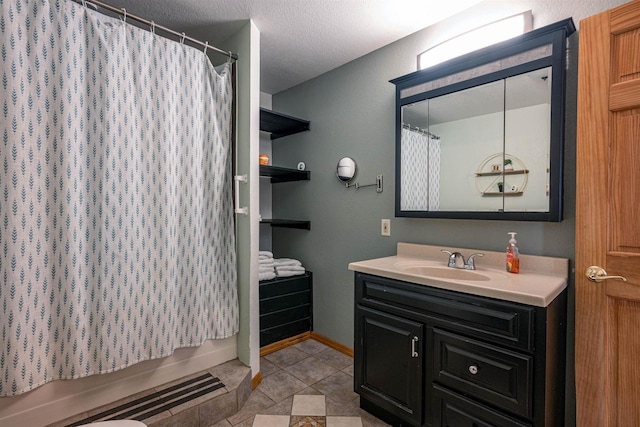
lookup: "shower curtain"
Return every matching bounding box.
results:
[401,127,440,210]
[0,0,238,396]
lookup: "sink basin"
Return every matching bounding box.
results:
[400,266,492,281]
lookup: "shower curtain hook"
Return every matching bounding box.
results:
[204,41,209,55]
[150,21,156,36]
[82,0,87,7]
[180,32,186,45]
[121,8,127,23]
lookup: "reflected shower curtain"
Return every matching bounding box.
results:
[401,127,440,210]
[0,0,238,396]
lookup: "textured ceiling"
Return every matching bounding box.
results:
[97,0,482,94]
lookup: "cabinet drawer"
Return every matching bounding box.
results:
[260,318,312,347]
[259,273,312,298]
[432,384,531,427]
[260,291,311,314]
[432,328,532,418]
[260,304,311,329]
[356,273,534,351]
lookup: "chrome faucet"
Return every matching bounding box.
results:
[441,250,484,270]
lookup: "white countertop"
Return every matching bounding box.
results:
[348,243,568,307]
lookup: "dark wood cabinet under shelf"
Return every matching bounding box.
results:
[260,108,310,140]
[260,165,310,183]
[259,272,313,347]
[260,219,310,230]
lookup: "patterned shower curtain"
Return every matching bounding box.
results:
[0,0,238,396]
[401,127,440,210]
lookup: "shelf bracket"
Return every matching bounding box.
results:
[234,174,248,215]
[346,174,383,193]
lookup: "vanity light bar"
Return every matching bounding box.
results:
[418,10,533,70]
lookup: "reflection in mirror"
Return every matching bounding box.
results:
[337,157,357,183]
[399,67,552,213]
[504,68,551,212]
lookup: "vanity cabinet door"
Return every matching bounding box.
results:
[355,306,424,426]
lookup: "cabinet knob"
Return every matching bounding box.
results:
[468,365,479,375]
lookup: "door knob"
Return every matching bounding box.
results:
[585,266,627,283]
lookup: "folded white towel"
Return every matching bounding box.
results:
[259,251,274,258]
[259,266,275,273]
[259,271,276,281]
[259,260,275,267]
[276,269,306,278]
[276,265,305,273]
[273,258,302,267]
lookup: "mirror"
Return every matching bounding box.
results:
[391,19,575,221]
[401,69,550,212]
[337,157,357,183]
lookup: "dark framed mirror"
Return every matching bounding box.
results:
[391,19,575,221]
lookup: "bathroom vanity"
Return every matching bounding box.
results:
[349,243,568,427]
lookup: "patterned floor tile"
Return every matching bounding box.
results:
[290,416,327,427]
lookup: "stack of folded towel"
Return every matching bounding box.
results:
[258,252,307,281]
[274,258,306,278]
[259,251,276,281]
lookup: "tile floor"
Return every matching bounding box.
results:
[212,339,389,427]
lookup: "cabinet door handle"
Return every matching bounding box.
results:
[411,336,419,358]
[468,365,479,375]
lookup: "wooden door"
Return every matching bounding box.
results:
[576,1,640,425]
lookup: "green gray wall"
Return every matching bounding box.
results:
[270,1,630,425]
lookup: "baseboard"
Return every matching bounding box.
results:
[258,331,353,358]
[251,371,263,389]
[259,332,311,357]
[310,331,354,357]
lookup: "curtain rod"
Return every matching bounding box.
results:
[402,123,440,140]
[76,0,238,61]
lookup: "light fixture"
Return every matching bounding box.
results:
[418,11,533,70]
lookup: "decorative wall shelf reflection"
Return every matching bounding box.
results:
[475,153,529,196]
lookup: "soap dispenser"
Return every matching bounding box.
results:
[506,232,520,274]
